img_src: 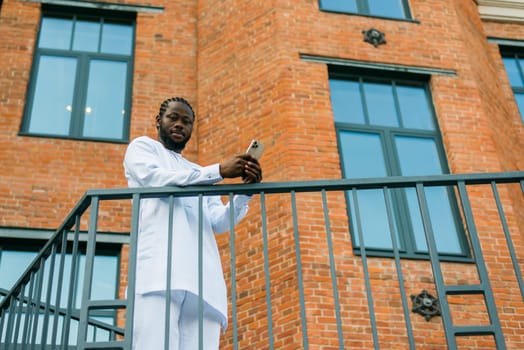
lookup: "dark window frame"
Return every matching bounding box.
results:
[19,4,136,143]
[500,45,524,123]
[329,66,471,262]
[0,236,122,320]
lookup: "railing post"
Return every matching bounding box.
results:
[77,195,100,348]
[0,172,522,350]
[124,193,141,350]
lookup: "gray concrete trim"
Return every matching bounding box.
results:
[300,53,457,76]
[488,37,524,48]
[23,0,164,13]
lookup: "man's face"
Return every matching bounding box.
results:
[157,101,194,153]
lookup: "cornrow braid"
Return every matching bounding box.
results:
[157,96,195,119]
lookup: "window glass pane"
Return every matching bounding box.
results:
[425,187,462,254]
[39,17,72,50]
[515,92,524,122]
[395,136,461,254]
[0,250,118,346]
[319,0,357,12]
[83,60,127,139]
[91,255,118,300]
[73,255,118,307]
[339,130,387,178]
[364,82,399,127]
[340,131,401,250]
[368,0,406,18]
[396,85,435,130]
[55,255,75,308]
[0,248,118,306]
[87,316,114,340]
[329,79,365,124]
[101,22,133,55]
[52,254,117,308]
[350,189,398,250]
[502,57,524,88]
[0,251,36,293]
[404,187,463,254]
[28,55,77,135]
[27,11,134,140]
[395,136,443,176]
[72,19,100,52]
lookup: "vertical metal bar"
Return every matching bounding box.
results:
[61,216,82,349]
[290,191,309,350]
[124,193,141,350]
[228,192,238,350]
[40,244,58,347]
[320,190,344,350]
[457,181,506,348]
[0,297,5,344]
[31,257,45,349]
[415,183,456,349]
[0,302,4,344]
[351,188,379,350]
[164,195,175,350]
[21,272,36,346]
[12,284,27,347]
[382,187,416,349]
[260,192,275,350]
[51,229,69,347]
[491,182,524,300]
[0,306,6,347]
[198,193,204,350]
[10,284,27,343]
[30,259,45,349]
[5,295,17,348]
[78,196,100,348]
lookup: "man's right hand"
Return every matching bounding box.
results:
[220,154,262,183]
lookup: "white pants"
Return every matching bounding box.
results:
[133,291,222,350]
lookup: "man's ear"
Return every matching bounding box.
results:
[155,115,160,129]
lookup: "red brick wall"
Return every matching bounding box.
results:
[1,0,523,348]
[195,0,524,348]
[0,0,200,230]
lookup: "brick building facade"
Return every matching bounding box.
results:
[0,0,523,348]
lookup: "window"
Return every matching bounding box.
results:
[329,67,469,259]
[0,238,121,344]
[20,5,135,142]
[319,0,412,20]
[500,47,524,123]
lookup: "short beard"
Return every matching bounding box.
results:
[158,126,189,152]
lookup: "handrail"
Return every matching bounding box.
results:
[0,171,523,349]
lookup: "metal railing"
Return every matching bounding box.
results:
[0,172,523,349]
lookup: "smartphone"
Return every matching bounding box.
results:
[246,139,265,159]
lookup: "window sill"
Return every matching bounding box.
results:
[18,132,129,144]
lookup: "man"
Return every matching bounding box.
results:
[123,97,262,350]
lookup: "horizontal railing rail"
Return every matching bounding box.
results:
[0,171,523,349]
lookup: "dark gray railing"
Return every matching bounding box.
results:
[0,172,523,349]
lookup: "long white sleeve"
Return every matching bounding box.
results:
[124,136,252,233]
[124,136,222,187]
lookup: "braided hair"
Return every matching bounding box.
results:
[157,97,195,120]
